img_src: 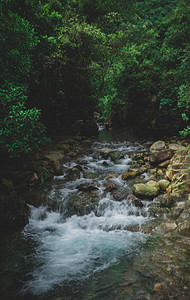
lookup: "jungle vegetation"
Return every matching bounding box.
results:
[0,0,190,157]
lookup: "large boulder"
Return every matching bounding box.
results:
[150,149,173,166]
[150,141,166,153]
[132,180,160,199]
[168,143,186,152]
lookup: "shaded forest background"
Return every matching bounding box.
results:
[0,0,190,157]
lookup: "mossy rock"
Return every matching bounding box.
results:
[133,180,160,199]
[158,179,170,191]
[121,169,141,180]
[150,141,166,153]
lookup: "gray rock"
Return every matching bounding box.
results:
[156,222,177,235]
[65,167,81,181]
[168,143,186,152]
[150,149,173,166]
[103,182,117,192]
[150,141,166,153]
[76,183,98,192]
[112,190,127,201]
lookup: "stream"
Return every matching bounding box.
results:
[0,129,190,300]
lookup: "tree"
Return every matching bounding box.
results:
[0,1,49,157]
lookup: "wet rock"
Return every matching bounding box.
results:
[150,149,173,166]
[156,222,177,235]
[111,190,127,201]
[74,164,83,172]
[103,182,117,192]
[100,150,122,161]
[121,169,141,180]
[76,182,98,192]
[100,149,114,159]
[105,174,118,180]
[132,180,160,199]
[102,161,109,166]
[176,209,190,223]
[110,152,123,161]
[177,220,190,236]
[170,202,185,219]
[127,195,143,207]
[150,140,166,153]
[67,193,99,216]
[158,179,170,191]
[157,194,174,208]
[127,194,137,201]
[79,159,88,165]
[83,172,97,179]
[149,202,170,217]
[44,151,64,175]
[65,167,81,181]
[168,143,186,152]
[133,198,143,207]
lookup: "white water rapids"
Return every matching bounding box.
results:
[22,141,152,296]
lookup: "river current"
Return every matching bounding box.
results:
[0,129,189,299]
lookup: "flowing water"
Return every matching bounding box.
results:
[0,130,190,300]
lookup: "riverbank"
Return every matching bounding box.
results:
[1,134,190,237]
[0,136,94,235]
[0,133,190,300]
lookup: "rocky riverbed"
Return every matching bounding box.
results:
[0,134,190,299]
[0,136,94,234]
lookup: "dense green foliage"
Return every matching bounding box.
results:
[0,1,48,156]
[0,0,190,156]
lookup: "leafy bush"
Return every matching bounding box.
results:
[0,83,49,157]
